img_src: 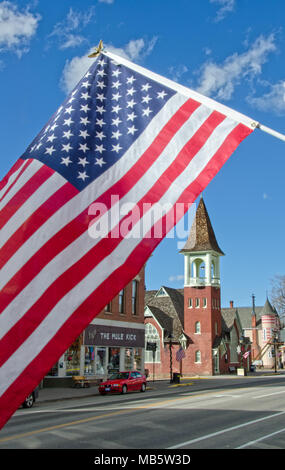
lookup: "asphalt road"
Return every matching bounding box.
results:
[1,374,285,454]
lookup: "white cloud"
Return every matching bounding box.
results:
[168,64,189,83]
[61,37,158,93]
[48,7,94,50]
[248,80,285,115]
[195,34,276,101]
[98,0,114,3]
[210,0,235,22]
[0,1,41,57]
[168,275,184,282]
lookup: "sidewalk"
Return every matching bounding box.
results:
[36,369,285,405]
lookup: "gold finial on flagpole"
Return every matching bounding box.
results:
[88,40,104,58]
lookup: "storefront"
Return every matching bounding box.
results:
[46,320,145,381]
[83,321,145,379]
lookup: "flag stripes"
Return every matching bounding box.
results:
[0,51,254,428]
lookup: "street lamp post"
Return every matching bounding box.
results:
[168,333,173,383]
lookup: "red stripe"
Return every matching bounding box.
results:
[0,159,25,192]
[0,122,253,430]
[0,165,55,230]
[0,159,32,204]
[0,110,226,364]
[0,99,199,309]
[0,182,78,269]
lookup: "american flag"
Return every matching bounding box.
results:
[243,351,250,359]
[176,347,186,362]
[0,50,254,428]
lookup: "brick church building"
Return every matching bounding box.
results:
[144,197,252,379]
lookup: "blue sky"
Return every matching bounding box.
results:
[1,0,285,309]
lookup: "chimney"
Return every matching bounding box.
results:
[230,300,234,309]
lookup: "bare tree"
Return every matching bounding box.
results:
[270,275,285,326]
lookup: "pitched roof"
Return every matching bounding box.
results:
[180,197,224,255]
[144,286,184,342]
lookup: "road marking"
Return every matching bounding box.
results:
[167,410,285,449]
[236,427,285,448]
[255,390,285,399]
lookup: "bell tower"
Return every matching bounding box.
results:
[180,196,224,374]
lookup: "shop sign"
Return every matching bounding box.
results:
[84,324,145,347]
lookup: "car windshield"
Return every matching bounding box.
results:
[109,372,129,380]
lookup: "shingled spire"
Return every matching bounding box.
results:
[180,196,224,255]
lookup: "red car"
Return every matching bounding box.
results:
[99,371,147,395]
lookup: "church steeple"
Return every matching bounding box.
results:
[180,196,224,255]
[181,197,224,288]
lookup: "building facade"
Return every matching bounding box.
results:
[144,197,275,379]
[45,267,145,385]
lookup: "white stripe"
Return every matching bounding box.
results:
[0,160,26,200]
[167,410,285,449]
[0,173,66,248]
[103,50,255,129]
[0,117,237,391]
[236,426,285,449]
[0,94,187,286]
[0,104,214,334]
[0,160,44,212]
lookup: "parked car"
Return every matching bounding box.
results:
[22,387,39,408]
[99,371,147,395]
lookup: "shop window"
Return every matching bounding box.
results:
[132,280,138,315]
[134,348,142,371]
[124,348,134,370]
[108,347,120,374]
[96,347,107,375]
[119,289,125,314]
[64,338,81,376]
[84,346,95,375]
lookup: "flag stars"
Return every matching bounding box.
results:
[127,75,136,84]
[112,117,122,127]
[127,112,137,122]
[96,131,106,141]
[61,143,73,153]
[95,157,106,167]
[79,129,90,139]
[80,104,90,113]
[96,105,106,115]
[95,144,105,154]
[157,90,167,99]
[78,157,89,167]
[112,143,122,153]
[112,130,122,140]
[81,92,91,100]
[61,156,72,166]
[142,83,151,92]
[126,99,136,109]
[47,134,57,143]
[77,171,89,181]
[45,146,56,156]
[142,107,152,117]
[63,130,74,139]
[79,143,89,153]
[80,116,90,125]
[63,118,74,127]
[112,68,121,77]
[142,95,152,104]
[96,118,106,127]
[127,125,138,136]
[112,80,121,89]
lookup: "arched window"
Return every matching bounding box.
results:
[145,323,160,363]
[195,321,201,334]
[195,350,201,363]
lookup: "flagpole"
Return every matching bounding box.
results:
[255,123,285,143]
[89,41,285,144]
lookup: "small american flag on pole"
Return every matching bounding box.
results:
[243,351,250,359]
[0,45,255,428]
[176,347,186,362]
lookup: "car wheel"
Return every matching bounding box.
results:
[121,384,127,394]
[23,393,34,408]
[140,383,146,392]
